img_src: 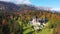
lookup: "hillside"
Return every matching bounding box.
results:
[0,1,60,34]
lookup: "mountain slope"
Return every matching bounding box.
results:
[0,1,20,11]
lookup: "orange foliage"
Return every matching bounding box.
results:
[2,19,7,25]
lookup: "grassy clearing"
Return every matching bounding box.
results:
[23,23,54,34]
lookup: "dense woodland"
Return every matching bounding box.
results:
[0,9,60,34]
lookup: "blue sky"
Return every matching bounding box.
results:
[0,0,60,11]
[30,0,60,8]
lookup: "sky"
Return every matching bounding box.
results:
[0,0,60,11]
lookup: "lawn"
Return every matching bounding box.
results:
[23,23,54,34]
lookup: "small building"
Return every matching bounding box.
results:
[30,17,48,31]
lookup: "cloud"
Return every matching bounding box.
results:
[0,0,10,2]
[0,0,32,4]
[51,8,60,11]
[23,0,32,4]
[14,0,32,4]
